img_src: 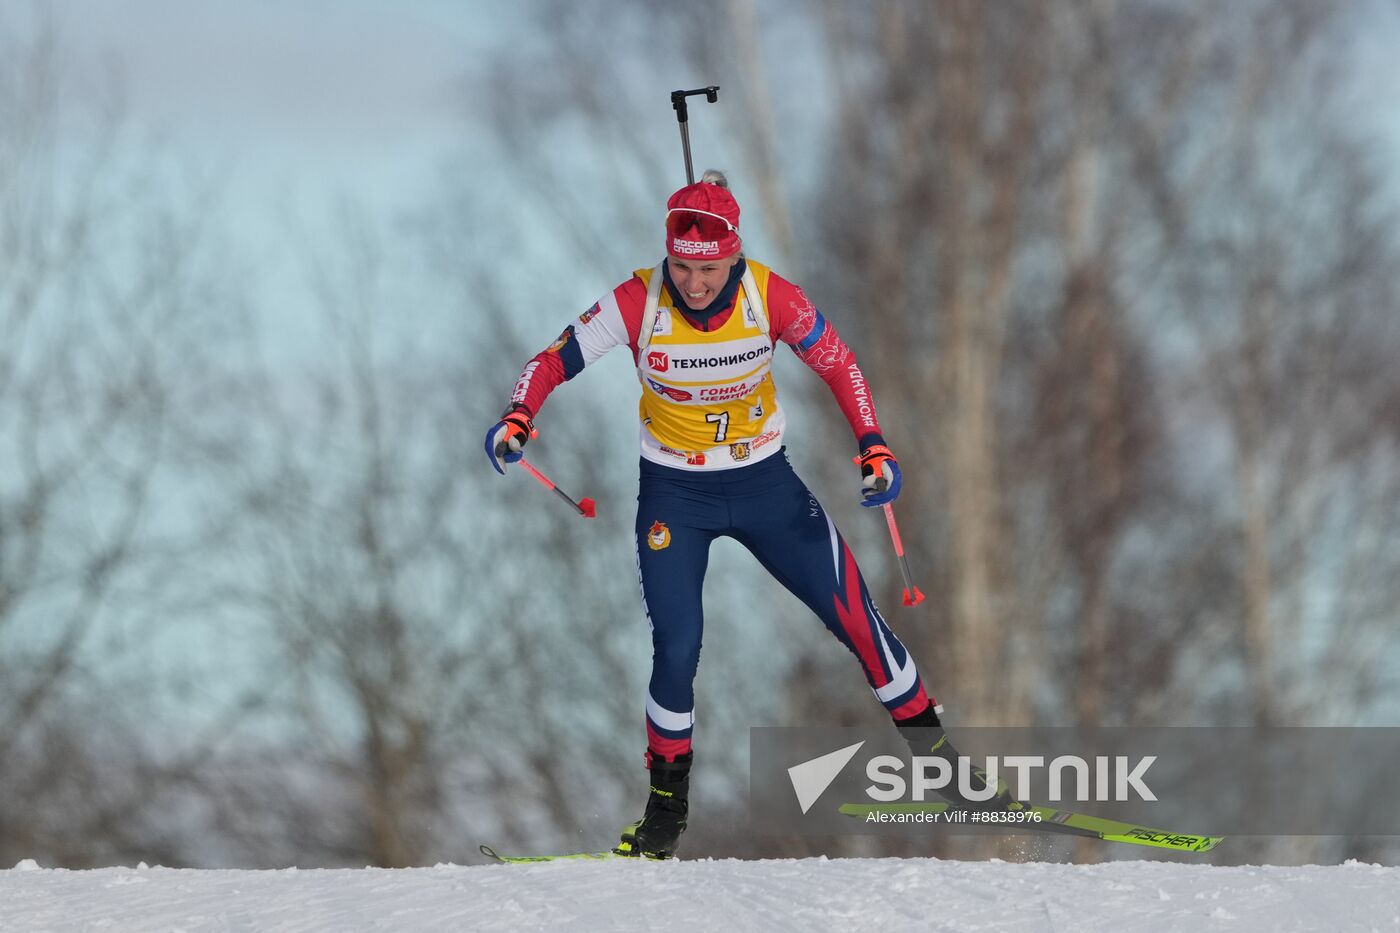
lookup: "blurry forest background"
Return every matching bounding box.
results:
[2,0,1399,867]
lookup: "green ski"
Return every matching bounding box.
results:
[838,803,1223,853]
[479,844,625,864]
[478,844,674,864]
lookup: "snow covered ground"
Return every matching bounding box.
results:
[3,856,1398,932]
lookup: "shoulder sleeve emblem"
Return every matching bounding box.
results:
[546,326,574,353]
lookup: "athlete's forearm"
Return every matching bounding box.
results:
[508,348,564,417]
[794,325,883,446]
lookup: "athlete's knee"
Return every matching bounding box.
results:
[652,632,703,681]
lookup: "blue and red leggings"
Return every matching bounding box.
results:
[634,450,934,762]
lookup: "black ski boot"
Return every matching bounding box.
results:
[614,752,691,860]
[898,706,1018,812]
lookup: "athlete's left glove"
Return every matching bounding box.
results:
[485,405,536,474]
[856,442,901,507]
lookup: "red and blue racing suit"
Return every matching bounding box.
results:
[508,258,937,762]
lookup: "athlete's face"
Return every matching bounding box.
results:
[668,255,739,310]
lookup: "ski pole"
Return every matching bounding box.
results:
[670,86,720,185]
[882,503,925,606]
[517,456,596,519]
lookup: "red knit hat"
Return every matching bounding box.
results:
[665,182,741,260]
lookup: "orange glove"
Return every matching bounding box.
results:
[855,443,901,507]
[485,406,536,474]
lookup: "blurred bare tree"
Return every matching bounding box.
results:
[804,0,1400,733]
[0,11,251,867]
[1137,3,1400,728]
[480,0,1400,864]
[178,194,672,866]
[6,0,1398,871]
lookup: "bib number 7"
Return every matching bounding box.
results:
[706,411,730,443]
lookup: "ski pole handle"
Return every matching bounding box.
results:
[882,503,925,606]
[517,457,597,519]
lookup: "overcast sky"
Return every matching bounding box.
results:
[21,0,1400,316]
[42,1,487,171]
[7,1,526,358]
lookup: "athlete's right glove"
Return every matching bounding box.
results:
[856,442,902,507]
[484,405,536,474]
